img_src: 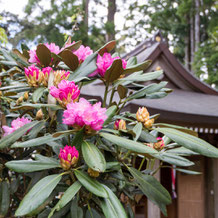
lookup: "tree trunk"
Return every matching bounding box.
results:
[195,0,200,52]
[83,0,89,33]
[185,17,190,70]
[190,15,195,72]
[106,0,116,42]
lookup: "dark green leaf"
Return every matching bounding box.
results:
[85,208,101,218]
[117,85,128,99]
[0,181,10,217]
[98,40,116,55]
[32,87,47,103]
[103,105,117,126]
[60,49,79,71]
[74,170,108,198]
[156,128,218,158]
[82,141,106,172]
[15,174,62,216]
[133,122,142,141]
[36,44,51,67]
[123,60,152,74]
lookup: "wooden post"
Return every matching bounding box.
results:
[147,159,161,218]
[214,158,218,218]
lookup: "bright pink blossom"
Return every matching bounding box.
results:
[2,117,31,137]
[25,64,41,80]
[73,45,93,64]
[42,67,52,76]
[156,137,165,148]
[49,80,80,107]
[59,145,79,170]
[63,98,107,131]
[53,70,70,87]
[90,52,127,77]
[29,43,60,64]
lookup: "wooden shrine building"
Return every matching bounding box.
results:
[81,32,218,218]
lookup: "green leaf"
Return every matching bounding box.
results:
[153,152,194,166]
[156,128,218,158]
[100,133,158,155]
[154,123,198,137]
[60,49,79,71]
[82,141,106,172]
[123,60,152,74]
[146,91,168,99]
[126,56,137,67]
[127,82,167,101]
[85,208,101,218]
[100,185,127,218]
[36,44,51,67]
[166,147,198,156]
[0,181,10,217]
[11,103,62,111]
[0,121,39,149]
[103,105,117,126]
[104,59,124,83]
[139,130,157,143]
[48,181,81,218]
[133,122,142,141]
[32,87,47,103]
[5,157,60,173]
[15,174,62,216]
[70,198,83,218]
[74,170,108,198]
[128,167,171,216]
[11,134,65,148]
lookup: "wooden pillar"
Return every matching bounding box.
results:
[214,158,218,218]
[147,159,161,218]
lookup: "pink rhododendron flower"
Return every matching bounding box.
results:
[2,117,32,137]
[90,52,127,77]
[63,98,107,132]
[24,65,52,87]
[59,145,79,170]
[49,80,80,107]
[73,45,93,64]
[156,137,165,148]
[53,70,70,87]
[29,43,60,65]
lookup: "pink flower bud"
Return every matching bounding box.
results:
[53,70,70,87]
[59,145,79,170]
[114,119,126,130]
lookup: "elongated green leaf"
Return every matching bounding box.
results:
[0,181,10,217]
[15,174,62,216]
[175,168,201,175]
[155,123,198,137]
[123,60,152,74]
[70,198,83,218]
[82,141,106,172]
[100,133,158,154]
[128,167,171,216]
[11,134,64,148]
[133,122,142,141]
[126,56,137,67]
[48,181,81,218]
[74,170,108,198]
[153,152,194,166]
[32,87,47,103]
[85,208,101,218]
[156,128,218,158]
[127,82,167,101]
[101,185,127,218]
[5,158,60,173]
[139,130,157,143]
[146,91,168,99]
[0,121,39,149]
[11,103,62,111]
[103,105,117,126]
[166,147,198,156]
[26,120,45,140]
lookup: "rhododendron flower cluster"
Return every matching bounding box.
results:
[146,137,165,151]
[63,98,107,132]
[25,65,52,87]
[53,70,70,87]
[29,43,60,65]
[90,52,127,77]
[50,80,80,107]
[2,117,31,137]
[136,106,154,128]
[73,45,93,64]
[59,145,79,170]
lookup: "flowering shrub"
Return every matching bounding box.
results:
[0,38,218,218]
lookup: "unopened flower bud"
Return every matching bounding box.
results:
[36,109,43,120]
[16,96,23,105]
[88,168,100,178]
[23,92,29,100]
[154,137,165,150]
[53,70,70,87]
[114,119,126,130]
[136,107,149,123]
[0,91,2,96]
[59,145,79,170]
[144,118,154,128]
